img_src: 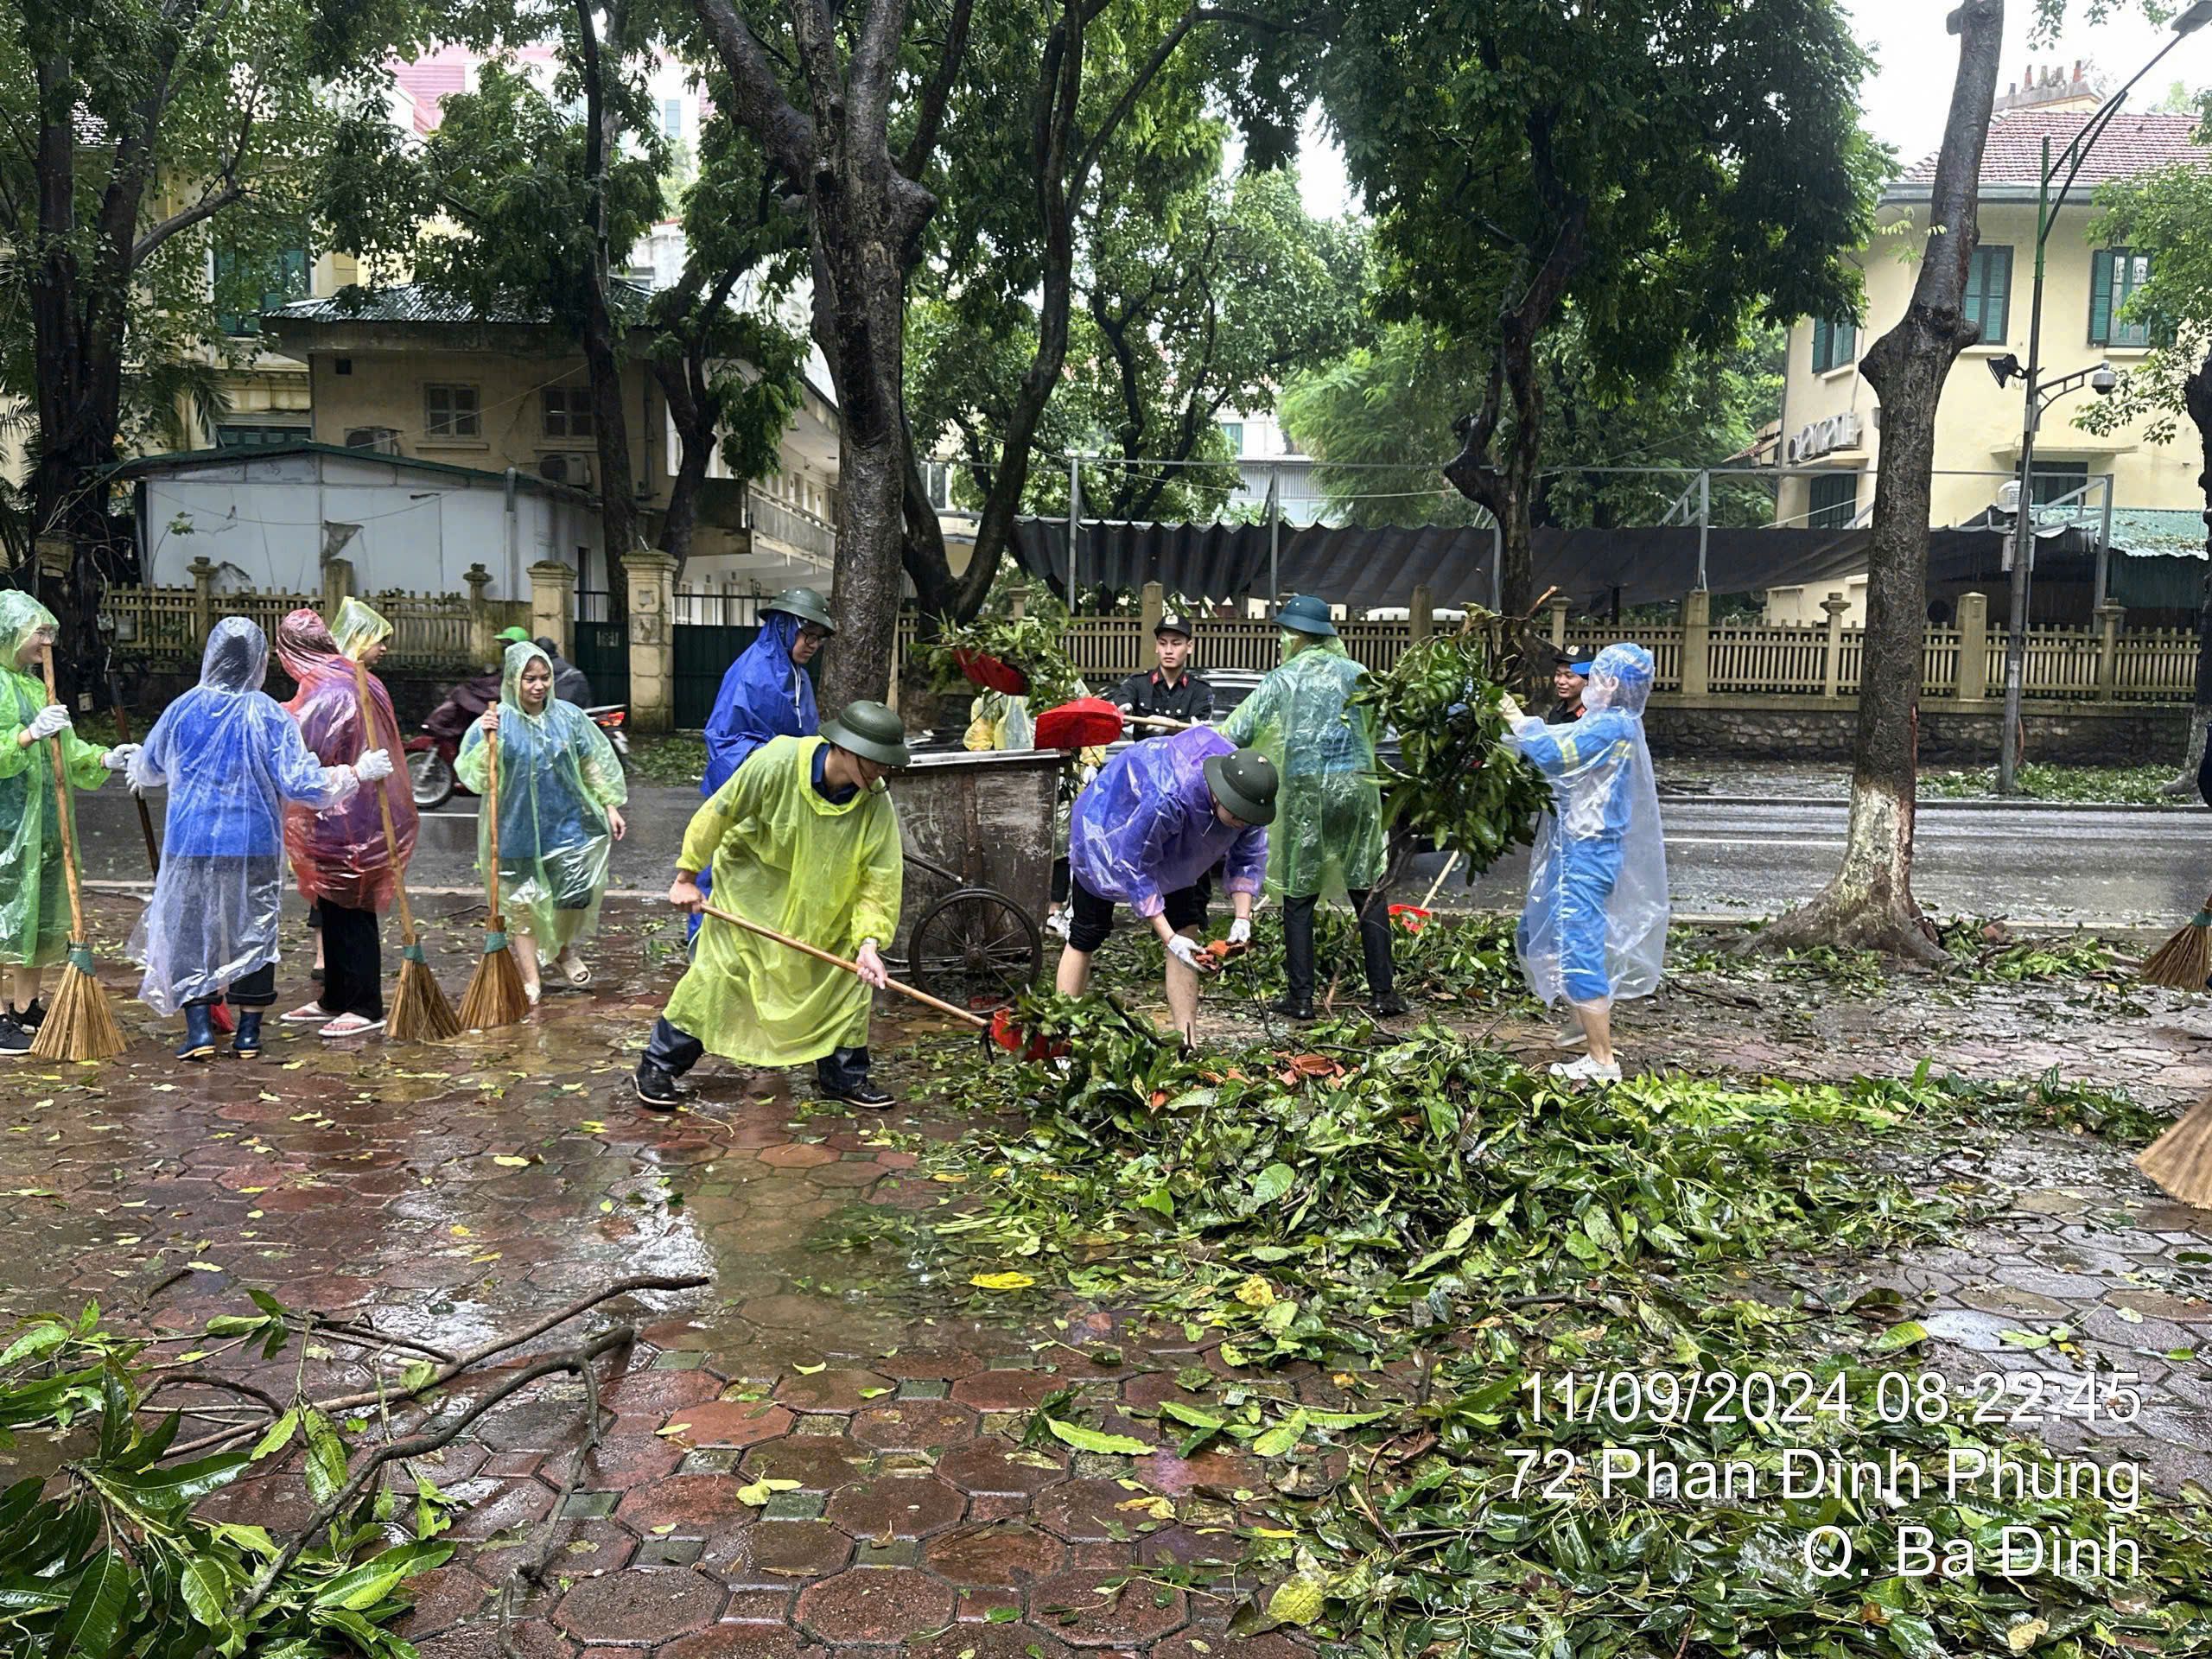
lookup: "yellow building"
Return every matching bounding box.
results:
[1770,103,2207,624]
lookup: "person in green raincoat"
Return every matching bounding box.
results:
[1220,594,1402,1020]
[633,702,909,1112]
[0,593,138,1055]
[454,641,629,1003]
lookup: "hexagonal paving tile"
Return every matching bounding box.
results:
[795,1566,957,1643]
[824,1475,965,1539]
[554,1568,727,1642]
[668,1400,797,1448]
[616,1473,761,1531]
[950,1369,1071,1412]
[935,1439,1068,1497]
[1032,1478,1166,1544]
[850,1399,978,1452]
[1027,1566,1188,1646]
[751,1520,856,1579]
[925,1522,1066,1586]
[739,1434,874,1491]
[775,1369,896,1413]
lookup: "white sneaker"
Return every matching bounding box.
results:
[1548,1054,1622,1084]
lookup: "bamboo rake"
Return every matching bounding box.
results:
[351,661,460,1041]
[456,718,527,1031]
[28,648,124,1061]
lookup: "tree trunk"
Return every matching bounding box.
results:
[1757,0,2002,963]
[2162,347,2212,795]
[573,0,642,607]
[652,346,723,582]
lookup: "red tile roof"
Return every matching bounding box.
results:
[1897,109,2207,192]
[391,59,467,132]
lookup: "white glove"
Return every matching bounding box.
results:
[1166,933,1205,972]
[25,704,71,741]
[101,744,140,772]
[354,748,395,784]
[1228,917,1252,946]
[1046,908,1071,942]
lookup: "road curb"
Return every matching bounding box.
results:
[1665,793,2205,813]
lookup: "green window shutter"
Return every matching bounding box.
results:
[1963,255,1986,338]
[1836,321,1855,365]
[1985,247,2012,343]
[2089,249,2115,346]
[1812,318,1831,372]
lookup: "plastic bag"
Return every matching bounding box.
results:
[1503,642,1669,1006]
[963,690,1034,752]
[278,600,416,912]
[128,619,358,1014]
[664,735,902,1065]
[454,643,628,950]
[1069,727,1268,919]
[703,611,817,797]
[0,592,108,969]
[1218,632,1384,899]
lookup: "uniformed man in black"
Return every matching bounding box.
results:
[1107,613,1214,734]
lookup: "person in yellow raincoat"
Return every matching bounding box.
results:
[1219,594,1400,1020]
[0,592,138,1054]
[455,641,629,1004]
[634,700,909,1111]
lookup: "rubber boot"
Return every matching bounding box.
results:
[232,1010,264,1060]
[1270,895,1317,1020]
[177,1003,217,1063]
[1353,890,1408,1016]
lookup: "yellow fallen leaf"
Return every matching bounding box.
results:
[493,1156,530,1167]
[794,1361,826,1375]
[450,1224,472,1236]
[736,1477,801,1507]
[188,1261,223,1272]
[1234,1274,1275,1308]
[969,1272,1035,1292]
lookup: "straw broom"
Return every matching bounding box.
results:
[456,716,527,1030]
[351,661,459,1042]
[2139,891,2212,990]
[29,648,125,1062]
[2138,1099,2212,1210]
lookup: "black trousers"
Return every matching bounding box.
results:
[319,902,384,1021]
[644,1017,871,1092]
[1281,890,1394,1003]
[189,961,276,1013]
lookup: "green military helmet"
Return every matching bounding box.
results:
[1203,746,1279,826]
[1276,594,1337,638]
[823,699,911,770]
[767,587,836,635]
[496,625,533,646]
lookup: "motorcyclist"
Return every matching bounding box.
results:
[423,626,533,743]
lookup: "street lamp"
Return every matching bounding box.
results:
[1995,7,2210,794]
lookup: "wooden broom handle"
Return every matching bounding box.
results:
[696,900,988,1029]
[36,648,89,943]
[483,716,503,925]
[348,660,419,944]
[106,695,161,874]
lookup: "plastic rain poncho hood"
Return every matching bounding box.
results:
[280,597,416,911]
[1503,641,1669,1005]
[1218,631,1383,899]
[0,591,110,969]
[702,611,817,796]
[127,620,360,1014]
[1069,727,1268,920]
[454,643,628,947]
[664,734,901,1065]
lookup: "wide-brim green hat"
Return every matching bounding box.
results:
[822,699,911,769]
[1277,594,1337,637]
[1204,747,1279,826]
[767,587,836,634]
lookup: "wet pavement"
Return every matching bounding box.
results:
[0,893,2208,1654]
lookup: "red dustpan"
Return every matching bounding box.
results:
[1034,697,1125,751]
[953,649,1029,696]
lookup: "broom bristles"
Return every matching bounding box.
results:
[456,929,529,1033]
[2139,919,2212,990]
[2139,1097,2212,1209]
[390,948,461,1043]
[29,958,126,1063]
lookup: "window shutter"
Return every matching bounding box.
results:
[1963,254,1986,339]
[1986,247,2012,343]
[2089,249,2114,346]
[1813,318,1831,372]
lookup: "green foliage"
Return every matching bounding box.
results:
[917,616,1084,707]
[629,734,709,786]
[0,1300,449,1656]
[1351,625,1550,873]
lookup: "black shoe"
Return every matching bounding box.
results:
[633,1063,685,1110]
[1371,993,1410,1018]
[1268,995,1314,1021]
[0,1016,29,1058]
[822,1082,894,1109]
[12,1000,44,1033]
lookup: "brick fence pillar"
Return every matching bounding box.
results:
[531,560,577,659]
[626,550,678,734]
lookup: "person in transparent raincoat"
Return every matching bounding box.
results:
[1219,594,1400,1020]
[0,592,137,1054]
[1500,641,1669,1084]
[278,597,416,1039]
[128,620,385,1062]
[454,641,628,1003]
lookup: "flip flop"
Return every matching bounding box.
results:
[282,1001,333,1024]
[318,1014,385,1039]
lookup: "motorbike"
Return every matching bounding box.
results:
[406,705,632,810]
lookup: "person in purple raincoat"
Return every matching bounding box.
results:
[1052,727,1278,1041]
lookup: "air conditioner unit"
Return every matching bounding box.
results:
[537,452,593,489]
[343,427,402,456]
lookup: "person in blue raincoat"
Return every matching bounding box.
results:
[696,588,836,931]
[1499,642,1669,1085]
[128,618,390,1062]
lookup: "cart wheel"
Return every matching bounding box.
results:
[908,888,1042,1013]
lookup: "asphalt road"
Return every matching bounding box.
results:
[72,785,2212,929]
